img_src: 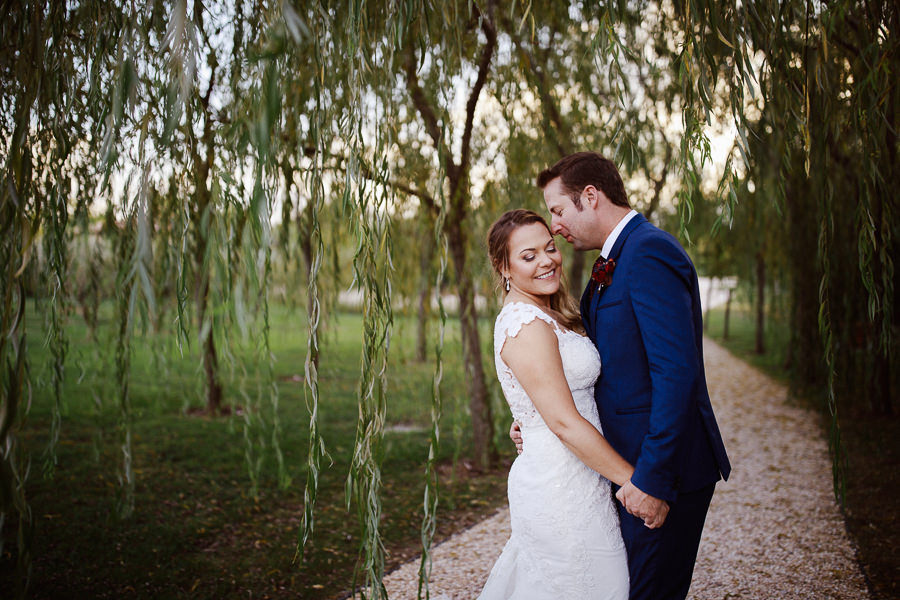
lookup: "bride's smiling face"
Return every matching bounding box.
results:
[503,222,563,300]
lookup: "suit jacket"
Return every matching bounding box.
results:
[581,214,731,502]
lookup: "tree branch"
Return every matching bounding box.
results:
[459,0,498,175]
[502,14,571,157]
[643,142,673,219]
[312,150,438,213]
[403,44,450,169]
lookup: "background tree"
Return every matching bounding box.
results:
[395,0,500,469]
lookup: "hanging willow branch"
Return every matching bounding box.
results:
[40,41,77,479]
[297,0,332,556]
[0,1,94,591]
[113,215,136,519]
[417,168,449,600]
[0,189,32,599]
[248,58,290,491]
[342,4,398,597]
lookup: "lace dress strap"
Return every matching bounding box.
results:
[494,302,561,352]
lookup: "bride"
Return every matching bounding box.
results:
[478,209,637,599]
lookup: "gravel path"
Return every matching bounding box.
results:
[382,339,870,599]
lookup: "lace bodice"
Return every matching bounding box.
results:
[493,302,602,429]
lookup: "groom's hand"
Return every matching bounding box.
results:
[509,421,523,454]
[616,480,669,529]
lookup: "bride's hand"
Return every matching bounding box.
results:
[509,421,523,454]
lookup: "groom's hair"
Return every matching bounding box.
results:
[537,152,630,210]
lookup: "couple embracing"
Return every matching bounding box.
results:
[479,152,731,599]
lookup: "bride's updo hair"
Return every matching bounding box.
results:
[487,209,584,333]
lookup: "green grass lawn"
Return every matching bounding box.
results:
[0,302,513,599]
[702,303,791,384]
[704,304,899,600]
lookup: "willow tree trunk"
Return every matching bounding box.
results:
[415,224,434,362]
[298,202,319,371]
[704,279,714,332]
[755,252,766,354]
[785,175,822,388]
[201,303,222,412]
[415,285,430,362]
[723,288,733,341]
[568,251,586,297]
[195,193,223,414]
[870,330,892,415]
[445,210,495,469]
[401,0,498,468]
[869,195,893,415]
[190,74,223,415]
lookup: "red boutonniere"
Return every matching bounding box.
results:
[591,257,616,292]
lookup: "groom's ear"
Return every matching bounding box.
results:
[582,185,600,209]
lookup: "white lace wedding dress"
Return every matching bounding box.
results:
[478,302,629,599]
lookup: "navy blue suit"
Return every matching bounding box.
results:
[581,214,731,600]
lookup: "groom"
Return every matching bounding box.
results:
[516,152,731,599]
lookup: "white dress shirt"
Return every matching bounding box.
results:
[601,209,638,259]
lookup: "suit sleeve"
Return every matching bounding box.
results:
[627,236,701,502]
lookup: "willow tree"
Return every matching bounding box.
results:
[786,1,898,421]
[758,2,895,409]
[104,0,293,493]
[181,2,225,414]
[4,0,423,594]
[260,3,424,596]
[1,0,289,583]
[1,1,134,592]
[289,2,506,587]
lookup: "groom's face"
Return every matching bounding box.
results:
[542,177,599,251]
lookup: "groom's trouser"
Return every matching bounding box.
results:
[616,483,715,600]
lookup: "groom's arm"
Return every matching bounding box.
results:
[627,235,701,504]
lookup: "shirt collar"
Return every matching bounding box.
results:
[601,209,638,259]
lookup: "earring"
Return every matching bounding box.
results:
[505,277,510,292]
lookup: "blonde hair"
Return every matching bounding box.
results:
[487,209,584,333]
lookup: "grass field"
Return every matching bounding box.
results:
[0,302,513,599]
